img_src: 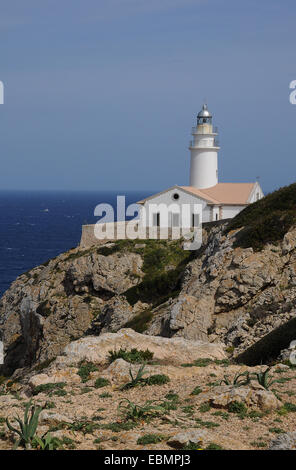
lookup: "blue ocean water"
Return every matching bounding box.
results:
[0,190,151,298]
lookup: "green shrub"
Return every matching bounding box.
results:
[283,402,296,412]
[212,411,229,420]
[199,403,211,413]
[182,441,202,450]
[101,421,137,432]
[137,434,166,445]
[108,348,154,364]
[226,182,296,251]
[94,378,110,389]
[33,382,66,396]
[195,418,220,429]
[146,374,170,386]
[250,440,267,448]
[123,240,194,307]
[182,358,215,368]
[228,401,247,418]
[269,427,284,434]
[165,392,179,402]
[77,361,98,383]
[205,442,223,450]
[99,392,112,398]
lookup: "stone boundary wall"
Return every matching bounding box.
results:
[80,221,193,248]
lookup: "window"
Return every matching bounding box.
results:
[172,193,180,201]
[216,213,218,221]
[256,192,260,201]
[153,213,160,227]
[192,213,199,227]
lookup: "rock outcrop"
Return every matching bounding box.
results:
[269,432,296,450]
[1,184,296,374]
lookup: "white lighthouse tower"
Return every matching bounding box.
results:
[189,104,219,189]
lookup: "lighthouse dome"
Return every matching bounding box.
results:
[197,104,212,118]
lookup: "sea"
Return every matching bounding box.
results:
[0,190,151,298]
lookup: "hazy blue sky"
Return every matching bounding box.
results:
[0,0,295,192]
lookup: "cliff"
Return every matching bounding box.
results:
[1,183,296,375]
[0,184,296,451]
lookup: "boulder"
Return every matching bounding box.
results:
[29,367,80,388]
[269,431,296,450]
[201,383,281,412]
[39,411,73,425]
[167,430,207,449]
[57,328,226,367]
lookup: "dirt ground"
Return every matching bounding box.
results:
[0,361,295,451]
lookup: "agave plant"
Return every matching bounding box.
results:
[6,400,43,449]
[251,367,279,390]
[117,398,167,421]
[120,363,147,390]
[220,370,251,387]
[32,433,60,450]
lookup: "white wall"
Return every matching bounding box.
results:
[221,205,246,219]
[248,182,264,203]
[190,149,218,189]
[140,187,213,227]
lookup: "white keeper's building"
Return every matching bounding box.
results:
[137,104,264,227]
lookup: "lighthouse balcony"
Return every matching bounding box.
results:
[191,125,218,135]
[189,138,219,148]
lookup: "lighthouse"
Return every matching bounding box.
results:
[189,104,219,189]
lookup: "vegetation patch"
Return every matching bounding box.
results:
[182,358,229,368]
[195,418,220,429]
[146,374,170,386]
[108,348,154,364]
[225,182,296,251]
[77,361,99,383]
[199,403,211,413]
[33,382,66,396]
[137,433,166,445]
[122,239,195,308]
[228,401,247,418]
[100,421,137,432]
[94,378,110,389]
[205,442,224,450]
[250,440,267,448]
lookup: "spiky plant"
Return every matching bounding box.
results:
[251,367,279,390]
[120,364,147,390]
[220,370,251,387]
[32,433,60,450]
[117,398,167,421]
[6,400,43,449]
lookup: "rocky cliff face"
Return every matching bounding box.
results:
[1,184,296,374]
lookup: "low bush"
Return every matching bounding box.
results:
[94,378,110,389]
[108,348,154,364]
[137,434,166,445]
[77,361,98,383]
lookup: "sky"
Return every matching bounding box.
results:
[0,0,295,193]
